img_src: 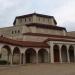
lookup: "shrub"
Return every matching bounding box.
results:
[0,60,9,65]
[0,54,1,58]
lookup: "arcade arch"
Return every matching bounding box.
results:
[1,45,11,64]
[69,45,74,62]
[53,45,60,62]
[61,45,67,62]
[38,49,48,63]
[25,48,36,63]
[13,47,20,64]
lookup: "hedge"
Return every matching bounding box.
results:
[0,60,9,65]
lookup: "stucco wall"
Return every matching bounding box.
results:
[28,26,66,36]
[15,15,56,26]
[0,26,23,40]
[0,24,66,41]
[16,16,33,26]
[23,35,47,42]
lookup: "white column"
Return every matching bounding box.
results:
[20,48,26,65]
[36,52,38,64]
[67,45,70,63]
[59,45,62,63]
[23,53,26,64]
[50,42,54,63]
[10,53,13,65]
[9,45,14,65]
[20,53,22,64]
[35,49,39,64]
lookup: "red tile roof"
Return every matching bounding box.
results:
[44,38,75,42]
[0,36,49,48]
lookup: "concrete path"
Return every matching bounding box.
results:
[0,64,75,75]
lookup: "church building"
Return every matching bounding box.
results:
[0,13,75,64]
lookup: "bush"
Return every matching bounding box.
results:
[0,54,1,58]
[0,60,9,65]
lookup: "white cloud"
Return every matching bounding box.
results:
[53,0,75,26]
[0,0,33,27]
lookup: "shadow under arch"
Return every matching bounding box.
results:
[53,45,60,62]
[1,45,11,64]
[38,48,48,63]
[13,47,20,64]
[69,45,74,62]
[61,45,67,62]
[25,48,36,63]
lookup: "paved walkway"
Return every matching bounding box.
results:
[0,64,75,75]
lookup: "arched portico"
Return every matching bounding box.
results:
[1,45,11,64]
[69,45,74,62]
[38,49,48,63]
[53,45,60,62]
[61,45,67,62]
[25,48,36,63]
[13,47,20,64]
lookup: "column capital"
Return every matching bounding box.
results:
[9,45,15,54]
[34,48,40,53]
[20,47,26,54]
[46,48,50,53]
[59,44,62,48]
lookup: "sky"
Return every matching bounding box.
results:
[0,0,75,31]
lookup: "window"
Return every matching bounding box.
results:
[12,30,20,34]
[43,18,45,21]
[12,31,14,34]
[18,30,20,33]
[15,30,16,33]
[18,19,22,23]
[38,17,40,21]
[25,18,26,22]
[48,19,49,22]
[29,18,31,21]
